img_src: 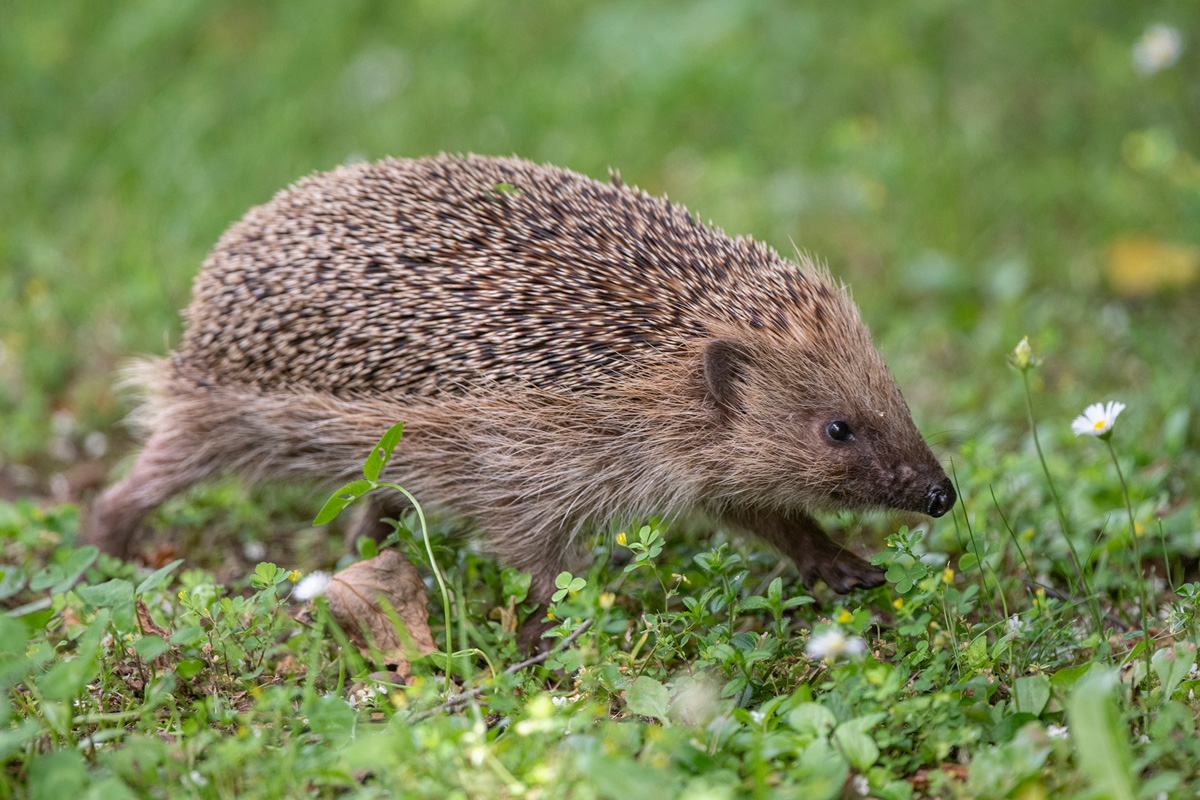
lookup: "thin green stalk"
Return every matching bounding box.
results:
[1103,439,1154,683]
[990,485,1035,582]
[1021,371,1104,634]
[386,483,455,693]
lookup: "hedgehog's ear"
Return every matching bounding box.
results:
[703,338,750,417]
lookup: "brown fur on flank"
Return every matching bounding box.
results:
[90,154,954,607]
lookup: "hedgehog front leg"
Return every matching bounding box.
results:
[723,509,886,594]
[476,515,572,652]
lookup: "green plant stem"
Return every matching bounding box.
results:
[1103,438,1154,683]
[386,483,454,693]
[1020,371,1103,634]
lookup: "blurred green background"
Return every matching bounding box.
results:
[2,0,1198,497]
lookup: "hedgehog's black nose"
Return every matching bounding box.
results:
[924,480,956,517]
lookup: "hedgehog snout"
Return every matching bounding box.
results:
[924,479,956,518]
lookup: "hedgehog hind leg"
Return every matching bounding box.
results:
[86,427,227,559]
[344,493,408,551]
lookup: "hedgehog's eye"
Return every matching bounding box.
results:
[826,420,855,442]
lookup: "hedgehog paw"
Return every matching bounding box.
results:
[802,551,885,595]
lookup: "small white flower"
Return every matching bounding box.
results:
[51,410,77,437]
[242,540,267,561]
[83,431,109,459]
[1071,401,1125,437]
[805,627,867,663]
[1133,24,1183,75]
[189,771,208,787]
[852,774,871,796]
[294,571,332,601]
[347,685,383,709]
[1007,615,1031,635]
[750,710,765,724]
[1046,723,1069,740]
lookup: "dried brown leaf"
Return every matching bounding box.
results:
[324,549,437,676]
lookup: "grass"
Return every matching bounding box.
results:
[2,0,1200,797]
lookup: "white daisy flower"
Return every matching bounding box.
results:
[1071,401,1125,438]
[1133,24,1183,75]
[805,627,867,663]
[294,571,332,601]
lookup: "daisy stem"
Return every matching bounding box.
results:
[1104,438,1154,668]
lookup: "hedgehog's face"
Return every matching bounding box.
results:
[701,336,954,517]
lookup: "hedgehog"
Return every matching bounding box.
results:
[89,154,955,613]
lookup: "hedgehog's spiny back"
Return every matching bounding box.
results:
[178,155,848,395]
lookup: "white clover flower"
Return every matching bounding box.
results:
[1046,723,1069,740]
[1133,24,1183,75]
[1071,401,1125,438]
[294,571,332,601]
[347,684,385,709]
[805,627,867,663]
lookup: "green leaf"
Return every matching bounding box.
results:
[363,423,404,482]
[501,569,531,604]
[794,739,850,797]
[1050,663,1090,693]
[176,658,207,679]
[37,614,106,701]
[965,635,988,670]
[625,676,670,721]
[1014,674,1051,716]
[251,562,281,590]
[135,559,184,595]
[0,721,40,762]
[958,552,979,572]
[1152,641,1197,702]
[786,702,836,740]
[50,547,99,595]
[738,596,771,611]
[834,725,879,771]
[77,578,134,608]
[1066,667,1135,800]
[0,566,26,601]
[28,749,87,800]
[313,480,374,525]
[767,576,783,605]
[305,694,356,748]
[134,635,168,662]
[835,711,886,766]
[170,625,203,646]
[0,614,29,661]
